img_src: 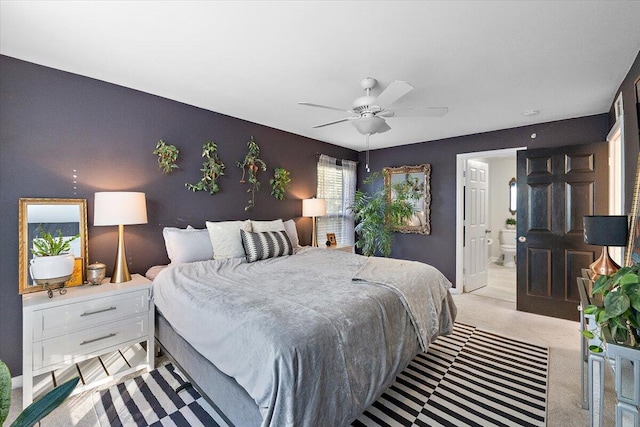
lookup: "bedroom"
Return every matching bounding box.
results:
[1,1,640,426]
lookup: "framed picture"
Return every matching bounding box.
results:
[624,77,640,266]
[326,233,337,246]
[67,258,85,286]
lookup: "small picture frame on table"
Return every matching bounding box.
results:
[326,233,337,246]
[67,258,85,286]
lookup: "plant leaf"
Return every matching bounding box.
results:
[0,360,10,426]
[589,345,604,353]
[10,377,79,427]
[581,330,595,339]
[604,291,630,317]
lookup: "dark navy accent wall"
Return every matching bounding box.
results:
[357,114,611,284]
[2,50,638,377]
[0,55,357,375]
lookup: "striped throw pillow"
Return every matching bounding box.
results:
[240,229,293,262]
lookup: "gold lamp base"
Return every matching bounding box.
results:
[111,224,131,283]
[311,216,318,247]
[589,246,620,281]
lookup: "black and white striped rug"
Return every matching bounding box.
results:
[354,323,548,426]
[92,363,228,426]
[93,323,548,426]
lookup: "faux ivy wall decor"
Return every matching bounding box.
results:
[153,140,179,174]
[270,167,291,200]
[237,136,267,210]
[185,141,226,195]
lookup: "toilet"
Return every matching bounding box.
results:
[500,229,517,267]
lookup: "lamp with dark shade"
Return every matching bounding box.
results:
[583,215,628,279]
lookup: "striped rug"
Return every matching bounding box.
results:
[92,363,228,426]
[93,323,548,426]
[354,323,548,426]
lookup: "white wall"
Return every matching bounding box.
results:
[487,157,516,260]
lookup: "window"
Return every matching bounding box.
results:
[316,154,356,245]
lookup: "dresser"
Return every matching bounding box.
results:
[22,274,154,407]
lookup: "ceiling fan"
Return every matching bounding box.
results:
[299,77,448,170]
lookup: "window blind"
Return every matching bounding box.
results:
[316,155,356,245]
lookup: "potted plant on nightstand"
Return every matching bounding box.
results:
[29,225,78,288]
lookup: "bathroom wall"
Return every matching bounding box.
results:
[487,157,517,260]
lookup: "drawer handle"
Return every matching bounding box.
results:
[80,333,116,346]
[80,306,116,317]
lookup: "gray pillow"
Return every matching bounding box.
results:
[163,226,213,264]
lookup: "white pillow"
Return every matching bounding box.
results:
[250,219,285,232]
[283,219,300,248]
[206,220,252,259]
[163,226,213,264]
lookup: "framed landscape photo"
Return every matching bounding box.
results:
[326,233,337,246]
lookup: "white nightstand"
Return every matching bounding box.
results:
[22,274,154,407]
[325,244,355,253]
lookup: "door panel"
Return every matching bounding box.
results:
[517,142,607,320]
[464,159,489,292]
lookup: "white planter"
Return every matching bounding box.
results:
[29,254,75,285]
[505,224,516,230]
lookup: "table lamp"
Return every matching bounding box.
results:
[302,198,326,247]
[583,215,628,279]
[94,192,148,283]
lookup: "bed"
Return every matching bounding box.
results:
[151,233,456,427]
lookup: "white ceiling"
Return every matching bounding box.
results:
[2,1,639,152]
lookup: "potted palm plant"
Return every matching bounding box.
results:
[348,172,415,257]
[29,225,78,286]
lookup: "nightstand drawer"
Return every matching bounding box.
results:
[33,314,149,371]
[33,289,149,341]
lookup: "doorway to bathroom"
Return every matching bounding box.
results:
[455,147,524,304]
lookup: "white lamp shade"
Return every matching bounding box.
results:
[94,192,148,226]
[302,198,326,217]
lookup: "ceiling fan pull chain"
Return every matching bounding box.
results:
[365,133,371,172]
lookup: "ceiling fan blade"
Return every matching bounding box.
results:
[312,117,353,128]
[387,106,449,117]
[372,81,414,108]
[298,102,351,113]
[377,121,391,133]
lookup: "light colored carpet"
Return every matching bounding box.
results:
[469,262,516,303]
[7,292,616,426]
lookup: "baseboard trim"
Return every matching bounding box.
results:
[12,374,23,390]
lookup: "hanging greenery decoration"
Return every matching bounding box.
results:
[185,141,226,195]
[153,139,179,174]
[237,136,267,210]
[270,167,291,201]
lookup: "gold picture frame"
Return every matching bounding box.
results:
[19,198,89,294]
[624,77,640,266]
[383,164,432,235]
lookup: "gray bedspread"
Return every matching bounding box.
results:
[152,248,456,427]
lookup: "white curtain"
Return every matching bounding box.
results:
[316,154,356,245]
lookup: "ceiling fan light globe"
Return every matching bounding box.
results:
[352,115,386,135]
